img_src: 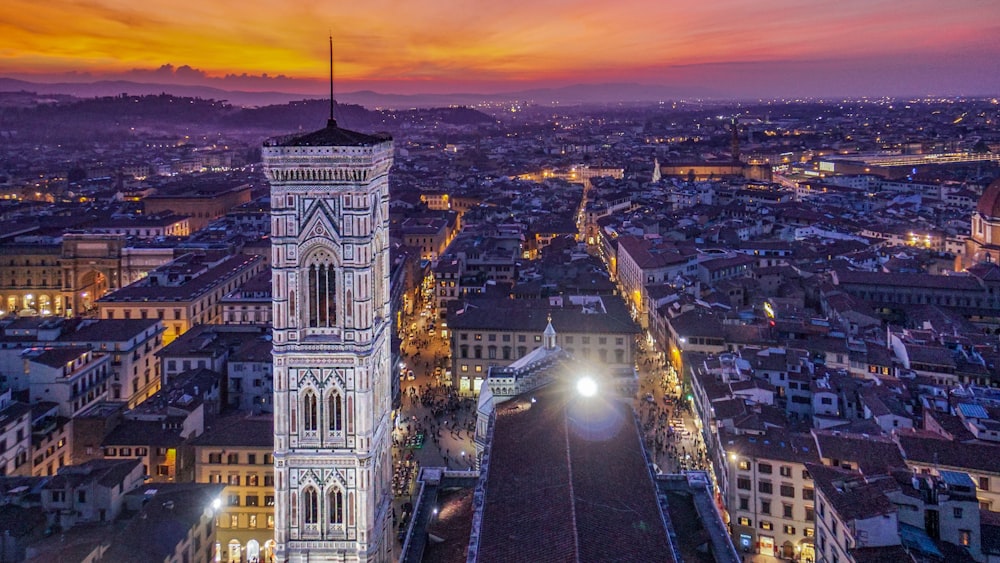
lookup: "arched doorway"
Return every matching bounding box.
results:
[246,539,260,563]
[227,539,241,562]
[19,293,37,316]
[38,294,53,316]
[78,270,108,313]
[263,540,276,563]
[782,540,794,559]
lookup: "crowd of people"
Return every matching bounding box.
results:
[392,459,417,497]
[394,382,479,472]
[634,341,711,475]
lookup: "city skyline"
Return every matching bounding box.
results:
[2,0,999,99]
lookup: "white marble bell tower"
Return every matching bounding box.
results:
[263,116,394,563]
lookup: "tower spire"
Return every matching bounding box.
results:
[328,34,336,127]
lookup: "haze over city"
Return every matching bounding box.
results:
[2,0,999,99]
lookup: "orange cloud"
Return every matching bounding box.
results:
[0,0,996,92]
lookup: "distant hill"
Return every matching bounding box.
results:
[0,93,495,142]
[0,77,319,107]
[0,77,718,109]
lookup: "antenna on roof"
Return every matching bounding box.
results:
[328,33,337,127]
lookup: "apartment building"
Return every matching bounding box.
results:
[98,252,265,345]
[448,295,638,394]
[721,429,818,562]
[190,414,275,563]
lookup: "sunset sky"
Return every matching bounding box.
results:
[1,0,998,98]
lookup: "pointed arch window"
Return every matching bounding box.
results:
[328,390,343,432]
[307,262,336,327]
[374,250,386,315]
[303,390,318,432]
[345,289,354,324]
[328,488,344,524]
[303,487,318,524]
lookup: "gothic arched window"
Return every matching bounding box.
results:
[303,487,318,524]
[303,248,338,329]
[374,250,386,315]
[303,390,318,432]
[328,488,344,524]
[307,262,336,327]
[328,390,343,432]
[345,289,353,324]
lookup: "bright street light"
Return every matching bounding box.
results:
[576,376,598,397]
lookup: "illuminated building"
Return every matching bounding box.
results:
[447,295,638,394]
[964,177,1000,268]
[723,431,817,561]
[97,252,265,345]
[191,414,277,563]
[655,160,772,182]
[516,165,624,190]
[264,114,394,562]
[614,235,698,328]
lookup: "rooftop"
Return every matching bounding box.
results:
[267,119,391,148]
[475,379,673,562]
[105,483,226,562]
[189,413,273,449]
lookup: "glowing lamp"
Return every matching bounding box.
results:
[576,377,598,397]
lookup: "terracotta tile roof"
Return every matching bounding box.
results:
[812,430,907,475]
[807,464,898,522]
[833,269,983,291]
[721,429,819,465]
[423,486,476,563]
[923,410,978,442]
[478,380,673,563]
[189,413,273,448]
[850,545,916,563]
[449,297,639,336]
[268,120,391,147]
[896,431,1000,474]
[478,388,576,562]
[30,346,90,368]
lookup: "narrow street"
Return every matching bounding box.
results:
[391,295,477,547]
[389,277,717,549]
[633,339,710,476]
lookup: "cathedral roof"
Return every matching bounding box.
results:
[271,119,391,148]
[976,177,1000,218]
[475,380,674,562]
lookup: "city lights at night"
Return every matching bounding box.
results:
[0,1,997,562]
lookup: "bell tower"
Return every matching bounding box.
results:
[263,113,394,562]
